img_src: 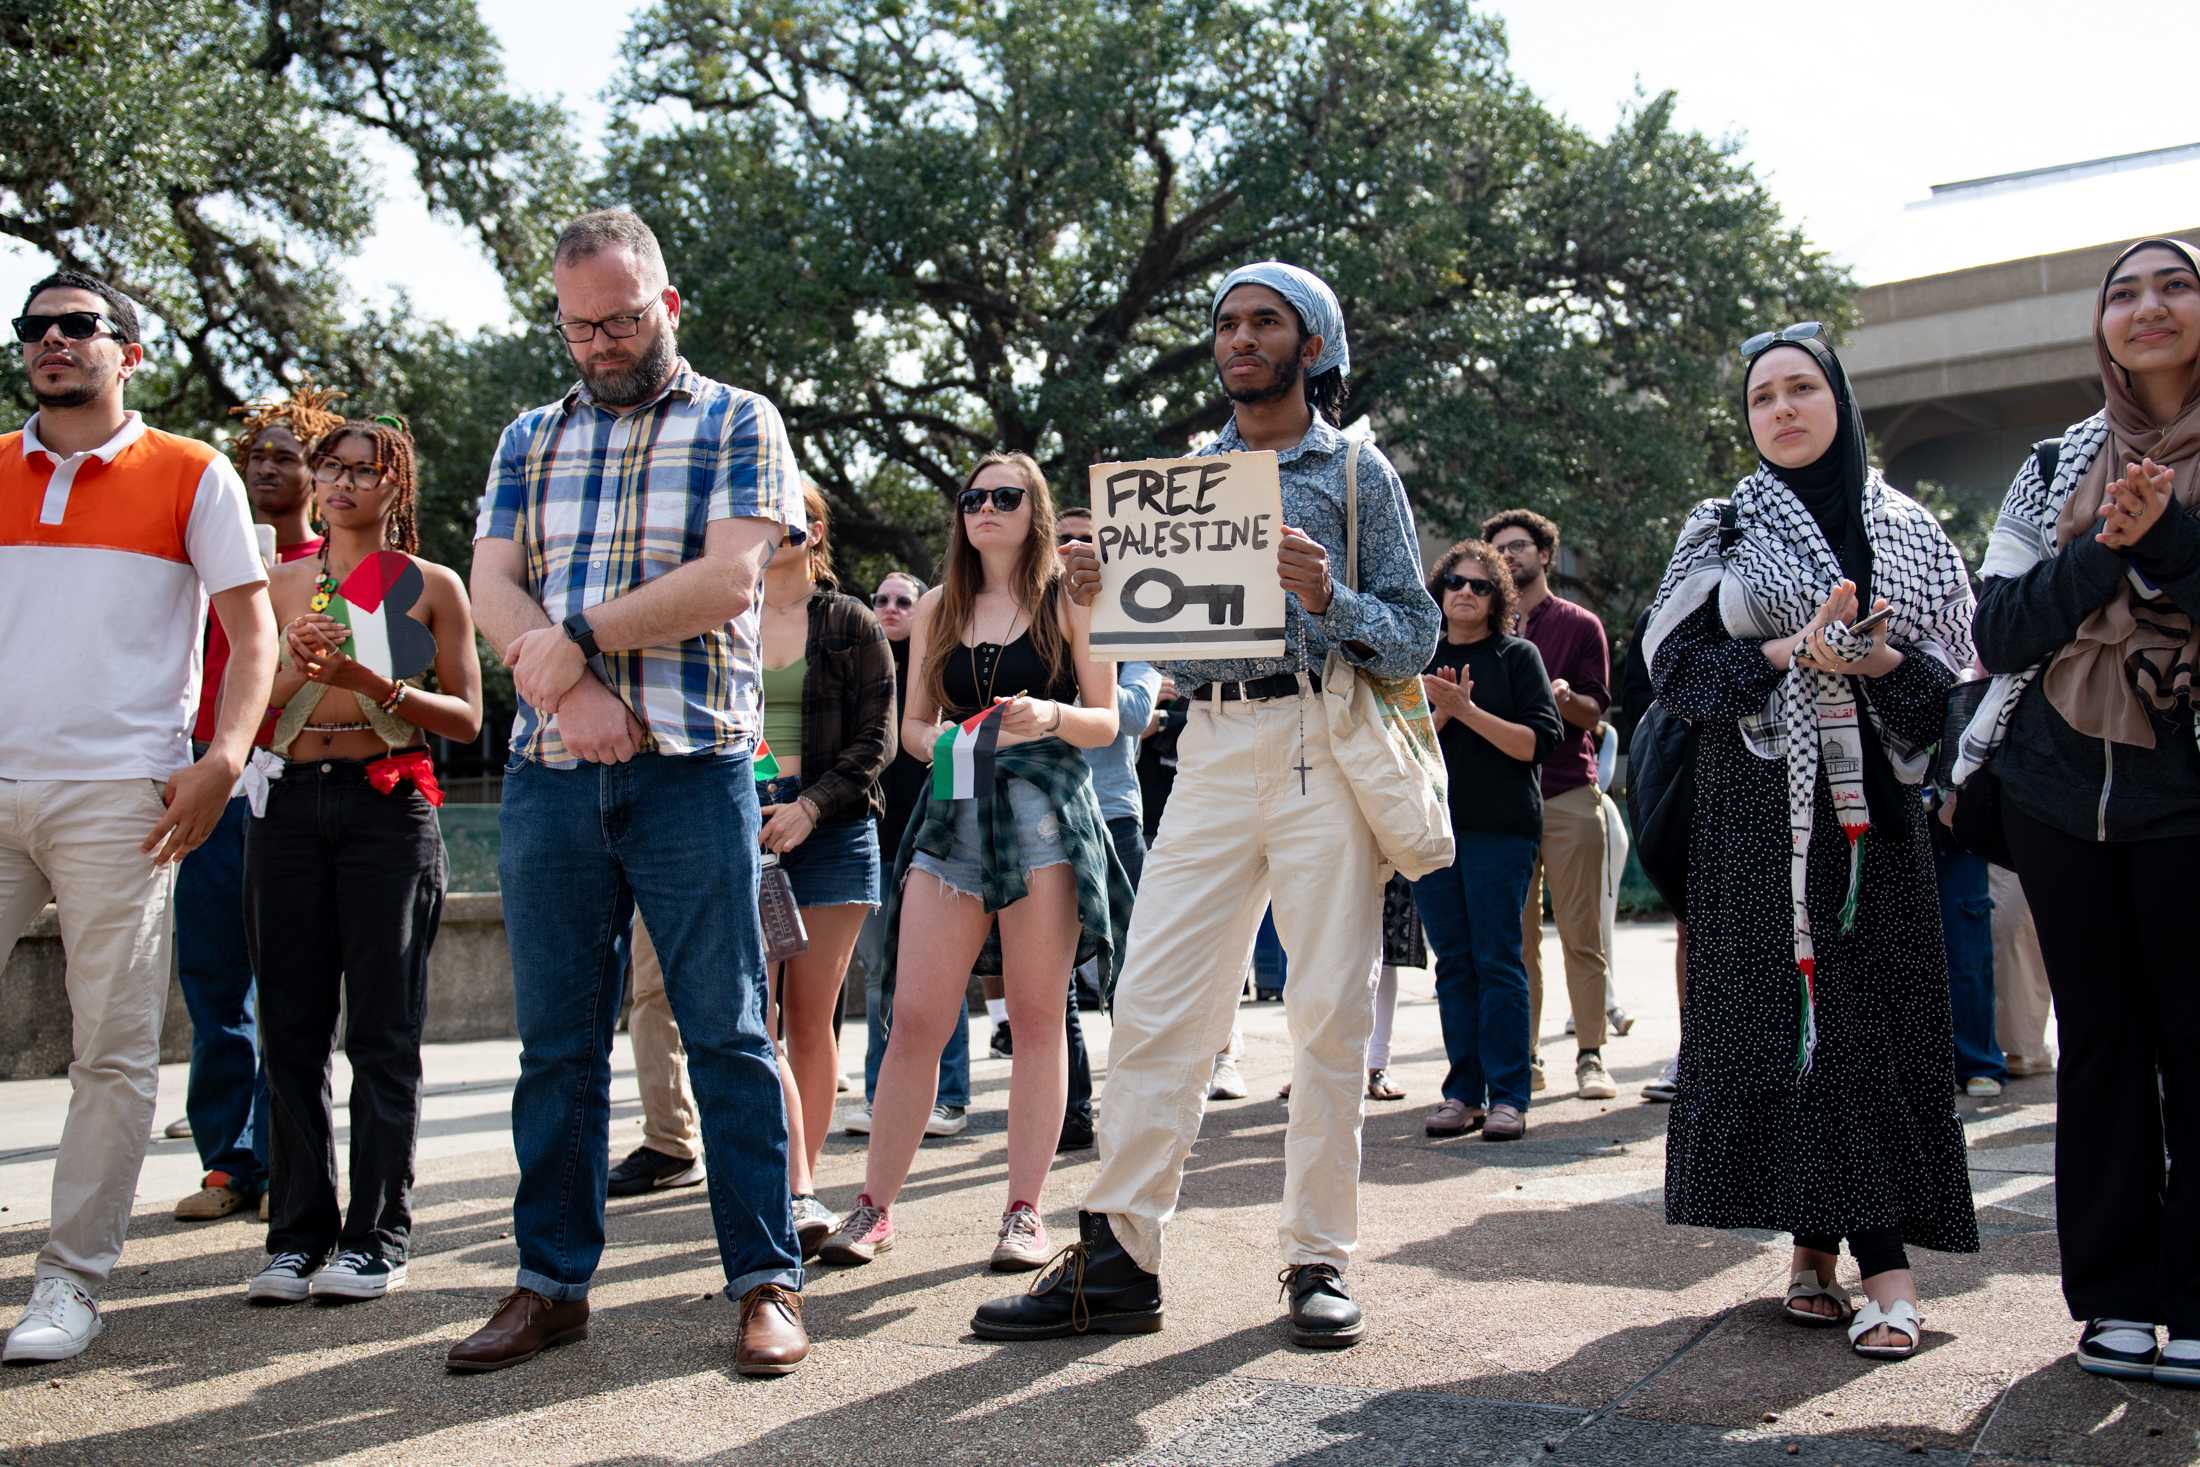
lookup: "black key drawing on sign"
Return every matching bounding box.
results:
[1121,566,1246,626]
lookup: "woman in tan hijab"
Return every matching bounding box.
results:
[1970,238,2200,1386]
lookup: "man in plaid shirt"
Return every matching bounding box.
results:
[449,209,812,1378]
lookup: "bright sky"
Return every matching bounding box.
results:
[5,1,2193,335]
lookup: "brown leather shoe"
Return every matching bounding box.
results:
[445,1288,589,1373]
[735,1283,809,1376]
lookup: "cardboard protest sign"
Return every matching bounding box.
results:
[1084,450,1286,661]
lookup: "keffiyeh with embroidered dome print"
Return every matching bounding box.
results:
[1644,467,1974,1072]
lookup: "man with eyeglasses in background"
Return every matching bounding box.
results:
[837,568,977,1140]
[1,271,276,1363]
[455,208,811,1378]
[1482,508,1621,1104]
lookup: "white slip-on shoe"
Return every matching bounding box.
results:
[4,1277,103,1363]
[1209,1056,1249,1101]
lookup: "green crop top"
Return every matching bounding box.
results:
[761,656,806,758]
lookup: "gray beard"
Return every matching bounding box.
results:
[582,328,678,407]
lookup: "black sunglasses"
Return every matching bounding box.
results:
[1438,572,1496,596]
[1737,321,1827,360]
[959,486,1027,515]
[12,311,124,345]
[872,592,915,610]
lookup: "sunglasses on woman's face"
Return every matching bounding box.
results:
[872,592,915,610]
[959,486,1027,515]
[1737,320,1826,360]
[1438,572,1495,596]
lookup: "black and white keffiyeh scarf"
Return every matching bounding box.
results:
[1644,468,1975,1071]
[1953,413,2149,783]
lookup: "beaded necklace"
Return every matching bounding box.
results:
[309,542,337,613]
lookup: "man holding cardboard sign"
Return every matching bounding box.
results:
[974,261,1439,1350]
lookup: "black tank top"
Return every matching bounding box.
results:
[942,627,1080,720]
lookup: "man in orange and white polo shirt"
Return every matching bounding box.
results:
[0,271,275,1364]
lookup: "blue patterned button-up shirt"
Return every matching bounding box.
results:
[1166,416,1439,690]
[474,360,807,767]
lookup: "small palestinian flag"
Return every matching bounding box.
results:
[328,550,436,681]
[931,703,1005,803]
[753,739,782,779]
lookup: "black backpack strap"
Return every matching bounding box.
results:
[2032,437,2063,489]
[1715,498,1740,555]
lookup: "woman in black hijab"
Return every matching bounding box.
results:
[1640,327,1979,1361]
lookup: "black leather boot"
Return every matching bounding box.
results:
[970,1210,1162,1339]
[1281,1263,1364,1348]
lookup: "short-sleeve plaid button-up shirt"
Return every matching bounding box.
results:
[474,360,808,768]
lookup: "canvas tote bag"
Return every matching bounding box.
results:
[1319,430,1455,880]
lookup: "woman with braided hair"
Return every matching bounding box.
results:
[1643,327,1978,1362]
[166,382,350,1223]
[243,415,484,1305]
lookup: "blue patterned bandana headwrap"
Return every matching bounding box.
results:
[1211,261,1350,378]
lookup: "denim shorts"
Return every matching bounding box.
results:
[909,780,1069,899]
[759,774,880,909]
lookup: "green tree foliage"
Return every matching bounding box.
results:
[604,0,1853,617]
[0,0,580,428]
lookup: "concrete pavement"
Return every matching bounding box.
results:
[1,920,2191,1465]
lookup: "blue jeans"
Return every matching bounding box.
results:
[500,751,800,1301]
[174,795,268,1193]
[855,903,969,1108]
[1253,905,1287,992]
[1935,840,2004,1083]
[1413,831,1538,1112]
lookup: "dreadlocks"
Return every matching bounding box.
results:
[310,415,422,554]
[228,379,348,473]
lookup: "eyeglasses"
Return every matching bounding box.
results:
[1489,538,1537,556]
[1737,321,1827,360]
[872,593,915,610]
[959,486,1027,515]
[1438,573,1496,596]
[312,460,390,491]
[12,311,124,345]
[551,299,659,344]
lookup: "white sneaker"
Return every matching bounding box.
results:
[1643,1056,1680,1103]
[308,1250,406,1300]
[839,1101,872,1136]
[1576,1052,1619,1101]
[925,1104,968,1137]
[1209,1055,1249,1100]
[1963,1076,2004,1098]
[4,1277,102,1363]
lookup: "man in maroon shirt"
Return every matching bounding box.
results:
[169,387,342,1220]
[1485,509,1619,1103]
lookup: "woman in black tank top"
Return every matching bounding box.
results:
[816,452,1120,1275]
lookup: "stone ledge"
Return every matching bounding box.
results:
[1,892,516,1080]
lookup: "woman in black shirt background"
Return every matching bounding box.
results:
[1412,540,1562,1142]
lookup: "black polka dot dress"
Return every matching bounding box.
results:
[1652,600,1978,1255]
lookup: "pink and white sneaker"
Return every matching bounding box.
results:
[816,1194,894,1266]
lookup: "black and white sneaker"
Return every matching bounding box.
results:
[2077,1318,2159,1379]
[310,1250,407,1301]
[989,1021,1014,1058]
[2157,1337,2200,1388]
[606,1145,706,1197]
[247,1251,323,1305]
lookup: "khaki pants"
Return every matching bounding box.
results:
[1987,864,2055,1062]
[1522,781,1609,1052]
[0,777,176,1294]
[1087,694,1383,1273]
[626,918,702,1162]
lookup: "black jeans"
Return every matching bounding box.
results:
[247,757,446,1263]
[1065,816,1151,1125]
[2006,802,2200,1333]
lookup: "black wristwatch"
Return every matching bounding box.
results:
[561,611,601,662]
